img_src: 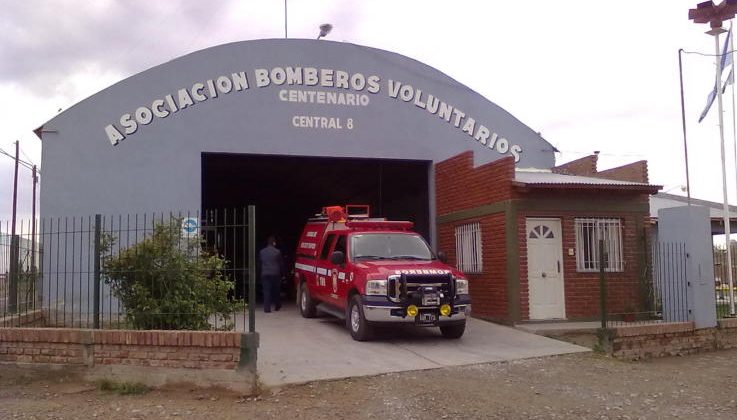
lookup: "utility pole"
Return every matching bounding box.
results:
[11,140,18,247]
[31,165,37,286]
[9,140,19,313]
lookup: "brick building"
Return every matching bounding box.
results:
[436,152,660,323]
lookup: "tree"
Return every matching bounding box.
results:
[102,219,239,330]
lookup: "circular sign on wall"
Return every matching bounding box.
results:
[181,217,199,237]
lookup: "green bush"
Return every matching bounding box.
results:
[102,219,240,330]
[97,379,150,395]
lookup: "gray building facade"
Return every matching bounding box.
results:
[38,39,556,231]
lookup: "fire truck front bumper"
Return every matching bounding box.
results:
[361,295,471,324]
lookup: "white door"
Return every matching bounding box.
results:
[526,218,565,320]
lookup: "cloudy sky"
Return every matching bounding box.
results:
[0,0,733,223]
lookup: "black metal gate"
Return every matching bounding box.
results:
[1,207,256,332]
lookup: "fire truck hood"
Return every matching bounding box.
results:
[353,260,465,278]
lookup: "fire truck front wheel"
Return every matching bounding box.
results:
[439,321,466,339]
[348,295,373,341]
[299,282,318,318]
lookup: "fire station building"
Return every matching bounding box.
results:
[35,39,660,324]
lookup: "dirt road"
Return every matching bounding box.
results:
[2,348,737,419]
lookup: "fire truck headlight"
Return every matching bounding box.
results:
[366,280,387,296]
[456,278,469,295]
[439,304,451,316]
[407,305,419,317]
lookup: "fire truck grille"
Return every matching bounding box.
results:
[387,273,454,303]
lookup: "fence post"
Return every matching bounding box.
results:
[8,235,19,314]
[93,214,101,329]
[248,205,256,333]
[599,239,607,329]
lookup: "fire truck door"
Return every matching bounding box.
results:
[314,234,336,301]
[331,234,349,309]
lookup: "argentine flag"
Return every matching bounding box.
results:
[699,28,733,123]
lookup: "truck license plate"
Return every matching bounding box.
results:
[417,312,437,324]
[422,293,440,306]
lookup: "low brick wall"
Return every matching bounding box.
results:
[601,319,737,360]
[0,328,258,393]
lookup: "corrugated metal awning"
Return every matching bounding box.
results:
[513,170,661,192]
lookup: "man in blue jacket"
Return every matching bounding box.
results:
[259,235,285,313]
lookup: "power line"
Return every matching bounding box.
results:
[0,148,33,169]
[0,147,35,171]
[682,48,737,57]
[19,148,36,168]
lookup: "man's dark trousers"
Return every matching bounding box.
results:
[262,274,281,312]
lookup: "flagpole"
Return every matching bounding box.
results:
[712,28,736,316]
[731,25,737,312]
[678,48,693,205]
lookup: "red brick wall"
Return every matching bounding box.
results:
[594,160,649,183]
[553,156,651,185]
[552,155,598,176]
[436,152,515,321]
[435,152,514,215]
[519,207,646,320]
[435,151,652,323]
[602,319,737,360]
[438,213,508,321]
[0,328,241,370]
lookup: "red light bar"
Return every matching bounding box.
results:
[345,220,414,230]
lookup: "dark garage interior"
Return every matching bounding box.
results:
[201,153,431,298]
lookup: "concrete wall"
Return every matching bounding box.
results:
[657,206,717,328]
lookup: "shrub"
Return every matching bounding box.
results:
[97,379,150,395]
[102,219,239,330]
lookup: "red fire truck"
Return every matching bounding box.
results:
[293,205,471,341]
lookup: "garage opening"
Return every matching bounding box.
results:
[201,153,431,297]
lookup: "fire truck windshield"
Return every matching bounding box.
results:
[351,233,433,261]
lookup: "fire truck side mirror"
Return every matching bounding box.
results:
[436,251,448,264]
[330,250,346,266]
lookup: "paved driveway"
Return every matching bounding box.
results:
[250,304,589,387]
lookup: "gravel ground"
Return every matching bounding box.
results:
[2,348,737,419]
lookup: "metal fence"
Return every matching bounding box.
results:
[714,245,737,319]
[1,219,40,318]
[604,241,689,327]
[1,208,255,331]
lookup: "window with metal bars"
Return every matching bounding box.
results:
[454,222,482,273]
[574,218,624,272]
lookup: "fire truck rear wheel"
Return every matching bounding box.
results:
[348,295,373,341]
[299,282,317,318]
[439,321,466,339]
